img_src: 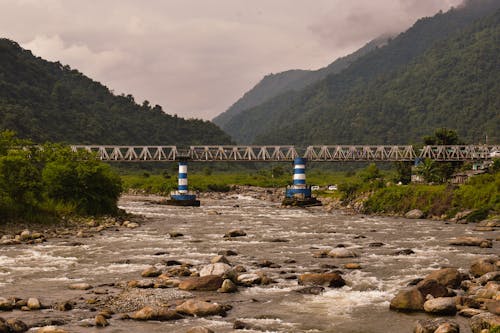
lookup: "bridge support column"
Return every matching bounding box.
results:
[282,158,321,207]
[167,160,200,206]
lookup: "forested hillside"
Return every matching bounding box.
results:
[220,0,500,144]
[213,35,390,129]
[0,39,232,145]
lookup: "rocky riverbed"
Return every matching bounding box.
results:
[0,192,498,332]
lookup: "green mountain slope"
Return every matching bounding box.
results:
[0,39,232,145]
[222,0,500,144]
[213,35,390,129]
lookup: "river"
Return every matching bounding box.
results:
[0,194,497,332]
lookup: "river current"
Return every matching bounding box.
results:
[0,194,497,332]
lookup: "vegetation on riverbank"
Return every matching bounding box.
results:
[0,131,123,223]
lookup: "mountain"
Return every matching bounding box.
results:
[212,35,391,129]
[0,39,232,145]
[219,0,500,144]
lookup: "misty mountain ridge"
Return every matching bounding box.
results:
[0,39,232,145]
[217,0,500,145]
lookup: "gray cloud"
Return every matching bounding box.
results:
[0,0,462,119]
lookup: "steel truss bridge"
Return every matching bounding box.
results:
[70,145,499,162]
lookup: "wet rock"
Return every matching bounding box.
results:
[477,272,500,285]
[486,300,500,315]
[154,276,181,288]
[298,273,346,288]
[0,319,8,333]
[266,238,290,243]
[68,283,92,290]
[141,266,162,278]
[5,319,28,333]
[54,301,73,311]
[186,327,215,333]
[284,259,296,264]
[223,230,246,238]
[417,279,449,299]
[233,320,264,330]
[95,314,109,327]
[127,280,155,289]
[424,268,463,289]
[153,251,169,256]
[312,250,329,258]
[456,296,480,309]
[125,222,140,229]
[218,279,238,293]
[469,312,500,333]
[414,318,459,333]
[131,306,182,321]
[471,258,498,277]
[218,250,238,256]
[0,297,13,311]
[164,259,184,266]
[257,259,280,268]
[36,327,69,333]
[237,273,261,286]
[327,248,358,258]
[423,297,457,315]
[169,232,184,238]
[176,300,225,317]
[211,255,230,264]
[394,249,415,256]
[199,263,232,277]
[405,209,424,219]
[167,266,192,277]
[449,237,492,248]
[27,297,41,310]
[344,263,361,269]
[458,308,484,317]
[295,286,325,295]
[178,275,223,291]
[389,287,425,312]
[368,242,385,247]
[475,281,500,299]
[19,230,31,241]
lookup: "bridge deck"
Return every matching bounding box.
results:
[70,145,499,162]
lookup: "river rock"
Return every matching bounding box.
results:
[95,314,109,327]
[37,327,69,333]
[236,273,261,286]
[298,273,346,288]
[423,268,463,289]
[459,308,484,317]
[477,272,500,285]
[449,237,492,248]
[405,209,424,219]
[469,312,500,333]
[486,300,500,315]
[178,275,223,291]
[390,287,425,311]
[344,263,361,269]
[199,263,232,277]
[186,327,215,333]
[210,255,230,264]
[218,250,238,256]
[126,222,140,229]
[295,286,325,295]
[394,249,415,256]
[327,248,358,258]
[0,297,13,311]
[176,300,225,317]
[131,306,182,321]
[19,230,31,241]
[223,230,246,238]
[27,297,41,310]
[218,279,238,293]
[68,283,92,290]
[414,318,459,333]
[423,297,457,315]
[5,319,28,333]
[128,279,154,288]
[471,258,498,277]
[475,281,500,299]
[141,266,162,278]
[416,279,449,298]
[169,232,184,238]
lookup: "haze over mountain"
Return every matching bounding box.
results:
[0,39,232,145]
[218,0,500,145]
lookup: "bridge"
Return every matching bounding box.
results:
[70,145,499,162]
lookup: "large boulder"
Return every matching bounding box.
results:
[131,306,182,321]
[141,266,162,278]
[469,312,500,333]
[414,318,459,333]
[218,279,238,293]
[199,263,232,277]
[0,297,13,311]
[236,273,261,286]
[27,297,41,310]
[423,297,457,315]
[471,258,498,277]
[405,209,424,219]
[175,300,225,317]
[423,268,463,289]
[416,279,449,298]
[389,287,425,312]
[298,273,346,288]
[5,319,28,333]
[178,276,223,291]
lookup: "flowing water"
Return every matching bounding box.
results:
[0,194,498,332]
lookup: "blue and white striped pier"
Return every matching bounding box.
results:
[284,158,321,206]
[168,161,200,206]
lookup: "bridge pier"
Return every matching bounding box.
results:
[282,158,321,207]
[167,160,200,207]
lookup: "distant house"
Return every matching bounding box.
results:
[450,170,486,185]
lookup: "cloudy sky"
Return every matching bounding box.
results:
[1,0,462,120]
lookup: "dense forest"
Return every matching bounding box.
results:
[212,35,391,129]
[218,0,500,145]
[0,39,232,145]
